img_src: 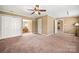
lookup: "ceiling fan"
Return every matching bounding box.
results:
[27,5,46,15]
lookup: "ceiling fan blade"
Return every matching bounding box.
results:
[39,10,46,12]
[28,5,46,15]
[31,12,35,15]
[38,12,41,15]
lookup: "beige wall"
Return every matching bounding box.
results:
[27,20,32,32]
[36,15,48,34]
[47,16,55,34]
[32,16,79,35]
[36,15,55,35]
[42,16,48,34]
[32,20,37,33]
[33,16,79,35]
[63,17,79,34]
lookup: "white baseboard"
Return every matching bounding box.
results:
[38,33,54,36]
[0,34,22,40]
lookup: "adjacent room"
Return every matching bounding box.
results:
[0,5,79,53]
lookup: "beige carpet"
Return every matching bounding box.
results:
[0,33,79,53]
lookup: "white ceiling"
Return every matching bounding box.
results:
[0,5,79,18]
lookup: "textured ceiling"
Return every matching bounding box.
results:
[0,5,79,18]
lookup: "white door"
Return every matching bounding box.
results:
[38,19,42,34]
[55,20,58,34]
[1,16,22,38]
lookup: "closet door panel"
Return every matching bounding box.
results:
[1,16,22,38]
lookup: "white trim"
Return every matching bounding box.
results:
[0,34,22,39]
[37,33,54,36]
[55,19,58,34]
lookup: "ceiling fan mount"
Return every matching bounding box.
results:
[27,5,46,15]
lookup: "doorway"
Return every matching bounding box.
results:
[57,20,63,32]
[22,19,32,34]
[55,19,64,34]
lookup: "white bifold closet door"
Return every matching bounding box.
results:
[1,16,22,39]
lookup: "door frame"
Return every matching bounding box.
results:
[55,19,64,34]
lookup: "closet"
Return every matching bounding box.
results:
[0,15,22,39]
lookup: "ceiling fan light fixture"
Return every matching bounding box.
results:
[35,11,38,15]
[27,5,46,15]
[35,5,39,8]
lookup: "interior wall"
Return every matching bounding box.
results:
[32,20,37,33]
[36,15,55,35]
[0,17,1,38]
[27,20,32,32]
[37,18,42,34]
[63,17,79,34]
[36,16,48,34]
[42,16,48,34]
[0,15,22,39]
[47,16,55,34]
